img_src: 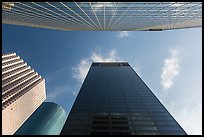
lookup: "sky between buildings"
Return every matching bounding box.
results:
[2,24,202,135]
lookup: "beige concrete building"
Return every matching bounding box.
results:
[2,52,46,135]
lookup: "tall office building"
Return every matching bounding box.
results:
[2,52,46,135]
[15,102,67,135]
[61,62,187,135]
[2,2,202,31]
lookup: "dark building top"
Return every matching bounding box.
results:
[92,62,130,67]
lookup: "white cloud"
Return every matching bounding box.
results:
[45,66,69,82]
[72,58,90,83]
[79,2,115,13]
[118,31,131,38]
[170,2,183,7]
[46,85,70,101]
[92,2,114,9]
[168,98,202,135]
[91,49,118,62]
[161,48,179,90]
[72,49,121,83]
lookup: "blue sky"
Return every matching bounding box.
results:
[2,24,202,135]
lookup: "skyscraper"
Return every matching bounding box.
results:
[61,62,187,135]
[2,52,46,135]
[15,102,67,135]
[2,2,202,31]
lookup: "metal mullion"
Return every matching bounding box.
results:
[114,3,155,31]
[2,9,67,30]
[113,2,148,30]
[150,2,189,30]
[75,2,101,30]
[162,3,185,29]
[115,2,163,29]
[3,11,77,31]
[104,2,106,30]
[133,2,177,30]
[171,3,201,29]
[46,2,93,30]
[115,2,173,29]
[109,2,134,30]
[32,2,86,28]
[175,15,201,29]
[89,2,103,30]
[17,2,74,25]
[144,2,174,30]
[107,2,119,30]
[9,3,66,23]
[116,2,166,31]
[60,2,98,30]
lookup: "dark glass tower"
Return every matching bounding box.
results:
[61,62,187,135]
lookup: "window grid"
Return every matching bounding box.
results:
[2,66,29,80]
[2,78,43,110]
[2,75,41,100]
[61,63,187,135]
[2,69,33,86]
[2,2,202,31]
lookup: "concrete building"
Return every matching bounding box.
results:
[2,52,46,135]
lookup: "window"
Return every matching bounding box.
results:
[157,120,177,125]
[136,132,160,135]
[135,126,157,131]
[132,117,152,120]
[112,126,130,130]
[158,125,181,131]
[92,121,109,124]
[91,132,110,135]
[112,121,129,125]
[92,126,109,130]
[133,121,154,125]
[93,116,109,120]
[111,116,128,120]
[112,132,132,135]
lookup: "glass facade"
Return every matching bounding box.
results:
[61,62,187,135]
[14,102,67,135]
[2,2,202,31]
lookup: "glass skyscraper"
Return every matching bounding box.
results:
[15,102,67,135]
[61,62,187,135]
[2,2,202,31]
[2,52,46,135]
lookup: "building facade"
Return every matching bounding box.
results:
[2,52,46,135]
[2,2,202,31]
[61,62,187,135]
[15,102,67,135]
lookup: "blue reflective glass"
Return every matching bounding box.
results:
[61,63,187,135]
